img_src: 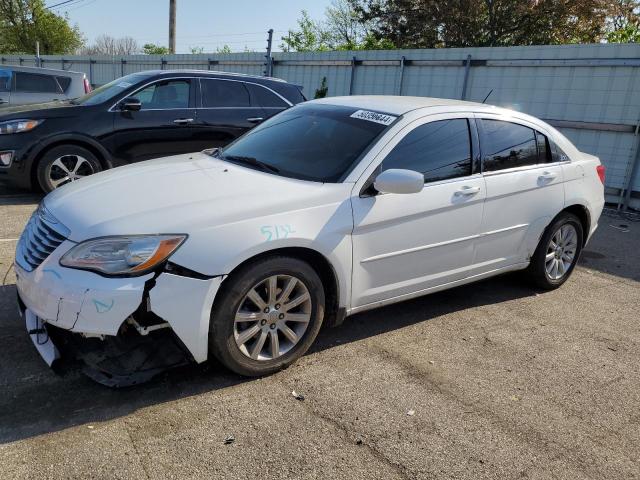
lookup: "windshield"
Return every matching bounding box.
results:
[71,73,153,106]
[216,103,395,182]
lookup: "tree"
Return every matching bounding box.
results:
[142,43,170,55]
[190,46,205,54]
[281,10,332,52]
[0,0,83,54]
[216,45,232,54]
[80,35,139,55]
[605,0,640,42]
[314,77,329,98]
[351,0,621,48]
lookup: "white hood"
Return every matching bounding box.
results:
[44,152,345,242]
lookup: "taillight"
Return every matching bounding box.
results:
[83,77,92,94]
[596,165,605,184]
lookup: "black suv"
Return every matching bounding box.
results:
[0,70,305,192]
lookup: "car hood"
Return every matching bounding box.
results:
[44,152,347,242]
[0,100,79,119]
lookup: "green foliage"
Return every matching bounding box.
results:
[142,43,170,55]
[0,0,83,54]
[607,22,640,41]
[216,45,232,54]
[190,46,205,54]
[314,77,329,98]
[280,10,332,52]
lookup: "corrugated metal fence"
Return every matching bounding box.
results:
[2,43,640,208]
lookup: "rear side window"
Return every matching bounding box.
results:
[14,72,60,93]
[56,76,72,93]
[0,69,11,92]
[201,79,250,108]
[381,119,473,183]
[536,131,552,163]
[481,120,538,171]
[246,83,287,108]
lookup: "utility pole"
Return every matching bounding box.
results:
[169,0,177,54]
[264,29,274,77]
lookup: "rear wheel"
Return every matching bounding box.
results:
[526,212,583,290]
[36,145,102,192]
[209,256,325,377]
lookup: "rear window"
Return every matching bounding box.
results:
[218,104,394,182]
[14,72,60,93]
[0,69,10,92]
[201,79,250,108]
[56,76,72,93]
[246,83,287,108]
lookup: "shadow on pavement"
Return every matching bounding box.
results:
[0,273,536,444]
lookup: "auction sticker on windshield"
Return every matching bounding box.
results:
[350,110,397,126]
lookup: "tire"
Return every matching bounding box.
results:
[525,212,583,290]
[209,256,325,377]
[36,145,102,193]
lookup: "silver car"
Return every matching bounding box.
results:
[0,65,90,107]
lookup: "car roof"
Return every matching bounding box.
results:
[141,69,288,83]
[2,65,85,77]
[309,95,490,116]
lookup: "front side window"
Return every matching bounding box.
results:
[14,72,60,93]
[381,119,472,183]
[134,79,190,109]
[481,120,539,172]
[0,69,11,92]
[217,104,392,182]
[201,79,250,108]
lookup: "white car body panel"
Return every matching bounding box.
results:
[15,96,605,366]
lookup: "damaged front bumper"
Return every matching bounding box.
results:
[15,241,224,386]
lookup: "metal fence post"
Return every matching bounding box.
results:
[349,56,357,95]
[398,55,406,95]
[89,58,94,86]
[121,58,125,77]
[461,54,472,100]
[623,131,640,211]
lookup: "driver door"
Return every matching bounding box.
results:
[350,115,486,309]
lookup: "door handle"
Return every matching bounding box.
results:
[538,171,557,181]
[454,185,481,196]
[247,117,264,124]
[173,118,194,125]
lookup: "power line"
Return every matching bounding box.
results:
[45,0,85,9]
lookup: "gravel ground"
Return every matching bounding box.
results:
[0,194,638,480]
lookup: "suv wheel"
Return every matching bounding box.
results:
[209,256,325,377]
[36,145,102,192]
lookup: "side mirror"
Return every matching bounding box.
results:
[373,169,424,195]
[120,97,142,112]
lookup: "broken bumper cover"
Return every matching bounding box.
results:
[15,241,224,375]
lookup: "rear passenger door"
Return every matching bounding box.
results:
[244,82,290,120]
[473,116,565,273]
[0,68,10,106]
[11,70,67,105]
[191,78,265,151]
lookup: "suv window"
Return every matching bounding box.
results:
[481,120,539,171]
[246,83,287,108]
[134,79,190,109]
[201,79,250,108]
[14,72,60,93]
[56,76,72,93]
[381,119,473,183]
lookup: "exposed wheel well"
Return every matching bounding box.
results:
[30,141,109,190]
[220,247,341,327]
[562,204,591,246]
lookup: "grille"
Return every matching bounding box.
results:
[16,205,68,271]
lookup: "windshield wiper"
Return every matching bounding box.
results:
[222,155,280,174]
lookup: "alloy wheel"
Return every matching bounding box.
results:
[48,154,95,188]
[545,224,578,280]
[233,274,312,361]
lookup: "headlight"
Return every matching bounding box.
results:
[0,119,43,135]
[60,234,187,276]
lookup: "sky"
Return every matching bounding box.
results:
[49,0,334,53]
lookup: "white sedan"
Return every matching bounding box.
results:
[15,96,605,386]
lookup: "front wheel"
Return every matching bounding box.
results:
[209,256,325,377]
[36,145,102,192]
[526,212,583,290]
